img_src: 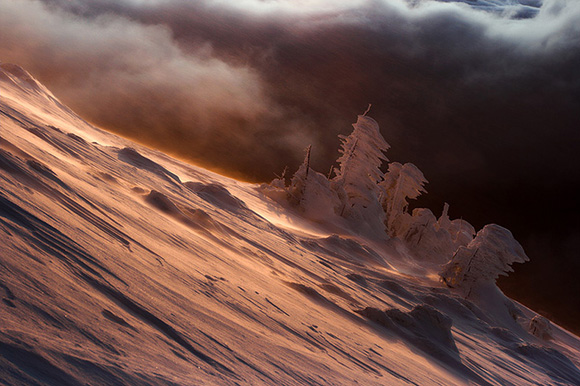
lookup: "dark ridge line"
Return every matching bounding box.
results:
[265,315,326,352]
[101,309,138,332]
[55,191,131,248]
[0,106,37,128]
[232,353,279,384]
[362,352,420,385]
[241,236,327,283]
[53,190,165,262]
[265,297,290,316]
[26,127,80,159]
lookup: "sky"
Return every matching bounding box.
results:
[0,0,579,332]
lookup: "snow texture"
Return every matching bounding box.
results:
[0,64,579,385]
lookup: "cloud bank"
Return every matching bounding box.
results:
[1,0,579,330]
[2,0,579,181]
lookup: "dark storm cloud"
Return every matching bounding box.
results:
[0,0,317,178]
[30,0,580,179]
[1,0,579,330]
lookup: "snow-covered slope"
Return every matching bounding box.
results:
[1,63,579,385]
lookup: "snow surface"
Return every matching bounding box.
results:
[0,63,579,385]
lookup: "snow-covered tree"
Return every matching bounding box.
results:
[447,218,476,250]
[380,162,427,237]
[440,224,529,298]
[287,145,342,221]
[385,204,475,264]
[288,145,312,207]
[435,204,475,248]
[267,167,287,190]
[400,208,452,263]
[333,114,390,228]
[261,145,342,222]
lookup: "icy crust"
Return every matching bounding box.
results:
[0,67,579,385]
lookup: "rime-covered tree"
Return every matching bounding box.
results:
[436,203,452,232]
[285,145,342,221]
[380,162,427,236]
[288,145,312,207]
[440,224,529,298]
[333,113,390,227]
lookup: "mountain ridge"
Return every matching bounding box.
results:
[1,64,579,385]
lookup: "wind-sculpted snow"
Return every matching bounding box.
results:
[1,66,579,385]
[184,182,249,212]
[119,147,182,185]
[0,63,45,93]
[359,304,459,352]
[511,344,580,385]
[300,234,390,268]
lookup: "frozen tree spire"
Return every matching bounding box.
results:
[440,224,529,297]
[380,162,428,235]
[288,145,312,206]
[436,203,452,231]
[333,114,390,224]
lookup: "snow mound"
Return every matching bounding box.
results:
[300,234,388,267]
[357,304,498,384]
[145,190,181,215]
[346,273,368,287]
[358,304,458,354]
[528,315,553,340]
[379,279,418,302]
[184,181,249,212]
[0,144,64,189]
[118,147,181,184]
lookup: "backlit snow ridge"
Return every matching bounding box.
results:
[1,64,579,385]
